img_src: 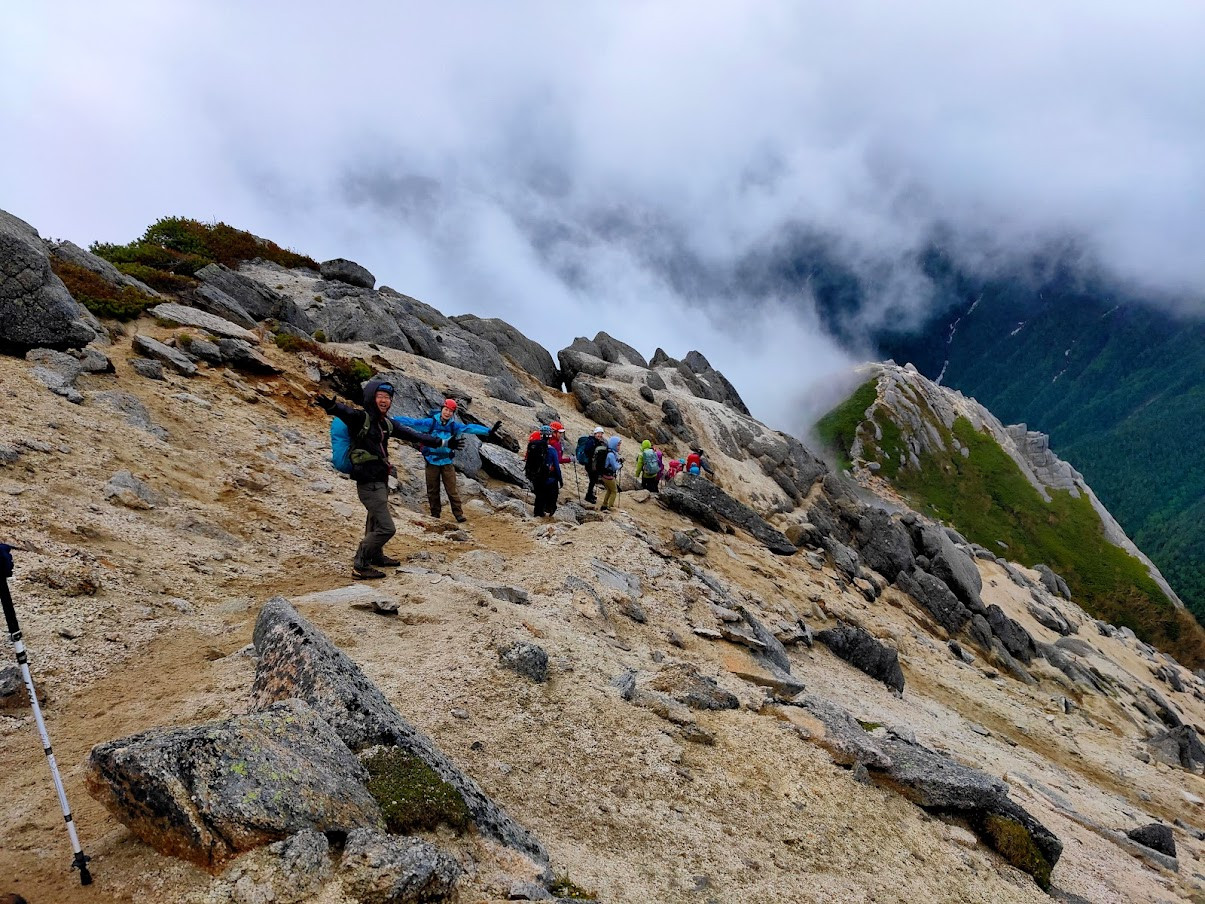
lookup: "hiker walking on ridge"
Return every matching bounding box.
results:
[581,426,606,504]
[395,399,501,523]
[526,425,563,517]
[599,435,622,511]
[315,380,447,580]
[635,439,662,493]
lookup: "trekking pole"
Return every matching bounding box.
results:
[571,460,582,503]
[0,544,92,886]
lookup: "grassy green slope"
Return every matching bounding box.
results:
[814,381,1205,666]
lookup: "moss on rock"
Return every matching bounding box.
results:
[362,747,470,835]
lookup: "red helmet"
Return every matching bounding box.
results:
[529,430,542,442]
[550,421,564,432]
[443,398,458,411]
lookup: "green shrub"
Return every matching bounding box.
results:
[178,333,194,349]
[312,329,327,343]
[362,747,470,834]
[274,332,318,354]
[50,259,157,322]
[90,217,319,300]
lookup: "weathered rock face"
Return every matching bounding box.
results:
[149,303,261,343]
[852,508,915,581]
[816,623,905,693]
[1148,724,1205,772]
[660,476,796,555]
[781,694,893,769]
[1,209,99,351]
[985,604,1037,663]
[452,314,560,388]
[196,262,297,325]
[84,699,384,869]
[250,597,548,866]
[907,521,983,611]
[478,444,529,486]
[193,283,257,328]
[338,828,463,904]
[872,738,1062,889]
[132,335,197,377]
[320,258,375,289]
[895,568,971,637]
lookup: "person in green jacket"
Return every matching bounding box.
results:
[635,439,662,493]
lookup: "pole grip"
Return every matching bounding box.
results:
[1,576,20,638]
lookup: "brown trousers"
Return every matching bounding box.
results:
[425,463,462,517]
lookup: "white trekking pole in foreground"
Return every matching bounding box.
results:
[1,543,93,886]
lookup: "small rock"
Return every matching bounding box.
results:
[130,357,165,380]
[500,642,549,683]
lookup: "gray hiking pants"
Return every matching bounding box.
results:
[354,481,395,568]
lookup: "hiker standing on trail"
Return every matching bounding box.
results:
[599,436,622,511]
[635,439,662,493]
[394,399,501,523]
[548,421,571,463]
[582,426,606,504]
[315,380,447,580]
[526,425,563,517]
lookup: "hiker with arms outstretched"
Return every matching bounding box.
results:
[314,379,448,579]
[394,399,501,523]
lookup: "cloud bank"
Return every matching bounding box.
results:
[3,1,1204,426]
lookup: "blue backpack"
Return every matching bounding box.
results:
[330,417,390,474]
[575,435,596,466]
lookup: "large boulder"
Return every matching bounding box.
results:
[478,444,529,486]
[592,330,648,367]
[781,694,893,769]
[452,314,560,388]
[195,262,303,325]
[660,475,796,555]
[985,604,1037,663]
[250,598,548,867]
[149,303,261,343]
[816,623,905,693]
[132,335,197,377]
[909,522,984,611]
[0,209,99,351]
[873,737,1062,889]
[84,699,383,869]
[193,284,257,328]
[320,258,375,289]
[895,568,971,637]
[853,508,915,581]
[1148,724,1205,772]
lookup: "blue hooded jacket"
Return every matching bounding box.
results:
[604,436,622,475]
[393,410,491,466]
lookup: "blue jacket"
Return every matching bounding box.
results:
[604,436,622,475]
[393,411,491,466]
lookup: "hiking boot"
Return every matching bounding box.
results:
[372,554,401,568]
[352,564,386,580]
[454,514,467,523]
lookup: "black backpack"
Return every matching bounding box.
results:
[592,443,612,476]
[525,439,551,484]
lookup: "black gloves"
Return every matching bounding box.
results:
[448,436,466,450]
[489,420,502,435]
[0,543,13,579]
[314,394,336,413]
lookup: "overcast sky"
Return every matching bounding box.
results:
[3,1,1204,427]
